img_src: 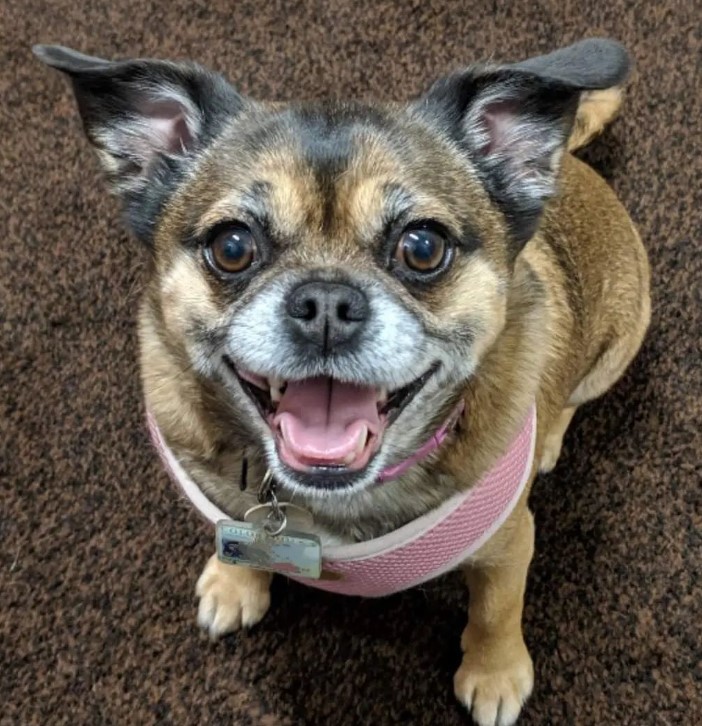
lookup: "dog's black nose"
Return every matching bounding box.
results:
[286,281,369,353]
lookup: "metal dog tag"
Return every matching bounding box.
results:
[216,468,321,578]
[216,520,322,579]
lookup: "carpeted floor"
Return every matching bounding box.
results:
[1,1,700,724]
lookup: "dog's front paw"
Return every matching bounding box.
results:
[195,554,272,639]
[454,642,533,726]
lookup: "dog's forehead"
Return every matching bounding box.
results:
[184,101,471,247]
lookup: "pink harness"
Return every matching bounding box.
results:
[148,404,536,597]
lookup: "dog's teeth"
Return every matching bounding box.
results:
[355,426,368,455]
[268,376,285,402]
[377,387,388,404]
[343,426,367,465]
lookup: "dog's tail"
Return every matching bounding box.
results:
[568,87,625,151]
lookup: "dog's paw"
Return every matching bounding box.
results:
[195,554,272,639]
[454,646,533,726]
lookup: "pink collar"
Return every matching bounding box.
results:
[148,404,536,597]
[376,401,465,482]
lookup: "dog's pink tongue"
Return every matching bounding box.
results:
[274,378,379,466]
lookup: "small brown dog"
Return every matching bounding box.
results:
[36,38,649,725]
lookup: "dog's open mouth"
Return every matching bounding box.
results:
[224,357,439,474]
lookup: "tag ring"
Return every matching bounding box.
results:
[257,469,274,504]
[262,510,287,536]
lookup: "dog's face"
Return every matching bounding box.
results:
[36,42,623,495]
[157,102,513,493]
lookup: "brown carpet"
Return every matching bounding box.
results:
[1,1,700,724]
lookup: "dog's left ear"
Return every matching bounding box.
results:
[416,38,631,248]
[34,45,244,242]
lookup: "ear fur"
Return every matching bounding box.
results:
[416,39,631,247]
[34,45,244,242]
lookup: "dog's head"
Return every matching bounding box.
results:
[35,40,628,495]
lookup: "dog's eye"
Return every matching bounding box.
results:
[394,227,447,273]
[207,225,256,273]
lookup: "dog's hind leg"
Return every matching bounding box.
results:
[539,244,650,474]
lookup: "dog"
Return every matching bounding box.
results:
[35,38,650,725]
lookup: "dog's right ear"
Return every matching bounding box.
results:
[33,45,244,242]
[415,38,630,251]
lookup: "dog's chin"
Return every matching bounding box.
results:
[268,454,383,494]
[222,356,440,492]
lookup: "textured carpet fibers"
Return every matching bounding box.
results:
[1,1,700,724]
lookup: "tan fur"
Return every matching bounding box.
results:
[35,37,651,726]
[196,555,272,637]
[568,87,624,151]
[455,504,535,723]
[450,154,649,720]
[136,84,649,726]
[538,405,577,473]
